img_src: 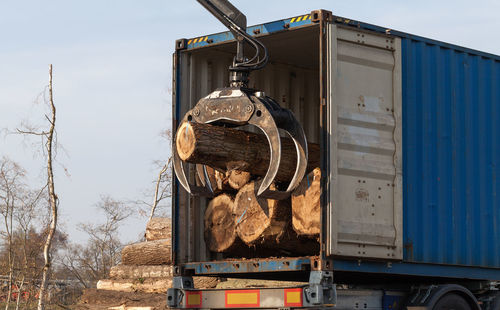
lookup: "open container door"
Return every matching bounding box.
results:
[327,23,403,260]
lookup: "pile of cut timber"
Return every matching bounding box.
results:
[89,218,218,309]
[177,122,322,257]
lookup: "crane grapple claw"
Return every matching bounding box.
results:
[173,87,308,200]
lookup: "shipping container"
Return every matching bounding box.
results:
[169,8,500,309]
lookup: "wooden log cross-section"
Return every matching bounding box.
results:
[204,194,239,253]
[176,122,320,183]
[121,239,171,265]
[233,181,283,247]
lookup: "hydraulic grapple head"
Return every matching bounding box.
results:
[173,87,308,200]
[173,0,308,199]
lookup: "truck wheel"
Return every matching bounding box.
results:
[433,293,472,310]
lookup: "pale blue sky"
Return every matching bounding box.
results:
[1,0,499,244]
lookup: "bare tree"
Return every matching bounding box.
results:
[37,64,58,310]
[132,129,172,221]
[60,196,132,288]
[15,64,59,310]
[14,188,45,310]
[0,157,48,309]
[148,157,171,221]
[0,157,26,309]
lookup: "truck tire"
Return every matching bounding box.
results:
[433,293,472,310]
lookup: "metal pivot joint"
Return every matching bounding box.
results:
[196,0,268,88]
[173,0,308,199]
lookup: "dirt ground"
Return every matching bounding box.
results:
[76,289,167,310]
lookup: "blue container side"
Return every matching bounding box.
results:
[401,38,500,269]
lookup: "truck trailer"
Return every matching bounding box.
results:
[168,1,500,309]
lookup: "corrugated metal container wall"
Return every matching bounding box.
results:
[401,38,500,267]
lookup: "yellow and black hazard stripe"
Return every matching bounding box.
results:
[188,36,208,45]
[290,14,311,23]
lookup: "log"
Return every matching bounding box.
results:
[233,181,280,246]
[145,217,171,241]
[97,277,218,293]
[205,166,233,192]
[227,170,251,190]
[234,180,320,255]
[96,278,172,294]
[176,122,320,183]
[291,168,321,236]
[121,239,171,265]
[205,166,251,191]
[110,265,172,279]
[204,194,239,252]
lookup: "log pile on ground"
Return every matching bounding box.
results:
[81,217,218,309]
[176,122,321,257]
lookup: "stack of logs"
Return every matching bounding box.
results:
[96,218,217,293]
[176,122,322,257]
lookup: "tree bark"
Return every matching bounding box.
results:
[110,265,173,279]
[145,217,171,241]
[291,168,321,236]
[96,278,173,294]
[204,194,239,252]
[121,239,171,265]
[176,122,320,183]
[38,64,58,310]
[97,277,218,293]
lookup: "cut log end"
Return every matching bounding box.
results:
[176,122,197,161]
[291,168,321,236]
[204,194,238,252]
[227,170,251,190]
[233,181,278,245]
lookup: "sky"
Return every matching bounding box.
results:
[0,0,499,245]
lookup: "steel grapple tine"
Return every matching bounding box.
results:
[172,146,192,194]
[247,105,281,197]
[196,164,214,195]
[280,116,308,193]
[172,121,215,197]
